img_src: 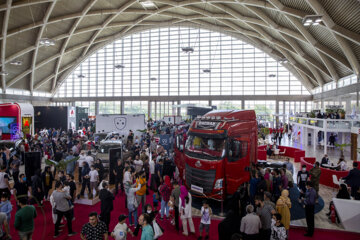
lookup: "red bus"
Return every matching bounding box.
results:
[174,110,258,199]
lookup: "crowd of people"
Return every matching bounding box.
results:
[0,117,358,240]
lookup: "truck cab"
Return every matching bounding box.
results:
[174,110,257,199]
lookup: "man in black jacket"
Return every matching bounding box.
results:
[99,181,114,232]
[342,162,360,197]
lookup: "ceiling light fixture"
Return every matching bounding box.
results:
[0,71,9,76]
[39,38,55,46]
[10,60,23,66]
[139,0,156,8]
[278,58,289,64]
[77,74,86,78]
[202,69,211,73]
[302,15,322,26]
[268,74,276,78]
[114,64,125,69]
[181,47,194,53]
[150,77,157,81]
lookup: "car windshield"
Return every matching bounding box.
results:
[185,134,226,160]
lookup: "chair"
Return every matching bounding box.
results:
[332,175,340,190]
[279,148,286,158]
[274,149,280,159]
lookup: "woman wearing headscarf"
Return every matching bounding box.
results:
[276,189,291,231]
[179,185,194,236]
[159,175,172,220]
[125,179,141,226]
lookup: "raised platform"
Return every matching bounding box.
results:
[75,192,100,205]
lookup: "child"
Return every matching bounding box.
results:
[198,200,212,240]
[168,200,175,225]
[153,192,159,211]
[89,165,99,198]
[271,213,287,240]
[0,193,12,233]
[111,214,134,240]
[58,171,66,183]
[63,181,74,209]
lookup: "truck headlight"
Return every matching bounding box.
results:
[214,178,223,189]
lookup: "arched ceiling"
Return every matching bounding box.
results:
[0,0,359,96]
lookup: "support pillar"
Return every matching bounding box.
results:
[324,131,327,155]
[154,101,157,120]
[148,101,152,120]
[241,100,245,110]
[313,130,317,151]
[177,100,181,116]
[275,100,279,127]
[120,101,124,114]
[95,101,99,115]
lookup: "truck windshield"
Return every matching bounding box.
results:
[185,134,226,160]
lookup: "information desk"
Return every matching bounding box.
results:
[300,157,360,188]
[257,145,305,162]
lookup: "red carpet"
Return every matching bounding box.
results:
[7,193,360,240]
[8,192,220,240]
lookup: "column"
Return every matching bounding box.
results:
[302,126,307,146]
[208,100,212,108]
[275,100,279,127]
[241,100,245,110]
[324,131,327,154]
[177,100,181,116]
[95,101,99,115]
[148,101,152,120]
[154,101,157,120]
[313,129,317,151]
[120,101,124,114]
[172,101,176,115]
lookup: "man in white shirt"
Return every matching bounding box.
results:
[240,205,262,239]
[123,167,132,185]
[78,151,87,184]
[111,215,133,240]
[89,165,99,198]
[85,151,94,167]
[133,155,143,173]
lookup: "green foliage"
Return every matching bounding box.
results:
[45,156,80,172]
[260,127,270,136]
[137,129,147,133]
[335,143,351,151]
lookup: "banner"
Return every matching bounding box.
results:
[159,134,172,152]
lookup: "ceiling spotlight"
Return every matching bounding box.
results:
[139,0,156,8]
[279,58,289,64]
[10,60,22,66]
[302,15,322,26]
[114,64,125,69]
[77,74,86,78]
[202,69,211,73]
[150,77,157,81]
[0,71,8,76]
[39,38,55,46]
[268,74,276,78]
[181,47,194,53]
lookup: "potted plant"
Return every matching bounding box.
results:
[309,111,316,118]
[335,143,351,159]
[45,156,80,172]
[338,109,345,119]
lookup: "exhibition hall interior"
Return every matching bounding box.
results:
[0,0,360,239]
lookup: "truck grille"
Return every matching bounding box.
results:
[185,164,216,194]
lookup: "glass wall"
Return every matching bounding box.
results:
[212,100,242,110]
[98,101,121,114]
[56,27,310,98]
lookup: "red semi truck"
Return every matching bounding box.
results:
[174,110,258,200]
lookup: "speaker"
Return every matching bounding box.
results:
[24,152,41,185]
[109,148,122,184]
